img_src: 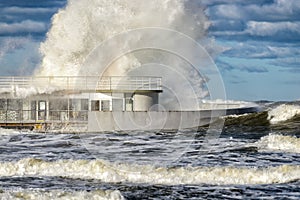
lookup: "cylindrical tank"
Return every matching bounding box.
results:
[133,92,158,111]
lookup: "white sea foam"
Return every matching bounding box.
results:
[268,104,300,124]
[0,158,299,185]
[0,189,124,200]
[0,128,21,135]
[253,134,300,154]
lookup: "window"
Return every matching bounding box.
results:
[91,100,100,111]
[49,99,68,111]
[101,100,110,111]
[0,99,7,110]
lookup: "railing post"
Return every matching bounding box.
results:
[12,77,14,92]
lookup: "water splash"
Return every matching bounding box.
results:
[36,0,210,77]
[34,0,220,109]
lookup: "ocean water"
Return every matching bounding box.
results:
[0,101,300,199]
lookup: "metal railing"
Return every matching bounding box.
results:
[0,76,162,92]
[0,109,89,123]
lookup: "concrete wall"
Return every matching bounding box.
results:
[88,110,221,132]
[133,92,158,111]
[87,107,258,132]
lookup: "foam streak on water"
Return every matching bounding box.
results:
[0,158,299,185]
[0,189,124,200]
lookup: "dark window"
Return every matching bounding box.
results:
[101,100,110,111]
[91,100,100,111]
[0,99,7,110]
[7,99,22,110]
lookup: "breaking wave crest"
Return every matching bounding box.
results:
[268,104,300,124]
[224,104,300,126]
[253,134,300,154]
[0,158,299,185]
[0,189,124,200]
[224,111,269,126]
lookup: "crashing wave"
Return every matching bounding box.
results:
[222,103,300,126]
[268,104,300,124]
[253,134,300,154]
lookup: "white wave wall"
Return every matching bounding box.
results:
[36,0,210,77]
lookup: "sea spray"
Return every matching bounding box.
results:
[35,0,222,109]
[36,0,210,77]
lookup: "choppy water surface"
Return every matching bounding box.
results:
[0,102,300,199]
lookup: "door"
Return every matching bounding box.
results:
[38,101,46,120]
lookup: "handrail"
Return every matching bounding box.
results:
[0,76,163,92]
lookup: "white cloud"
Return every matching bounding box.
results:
[212,4,245,19]
[0,20,47,34]
[222,41,300,59]
[246,21,300,36]
[2,6,57,14]
[208,0,300,21]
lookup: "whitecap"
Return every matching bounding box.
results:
[0,158,299,185]
[268,104,300,124]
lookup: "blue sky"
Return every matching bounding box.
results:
[0,0,299,101]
